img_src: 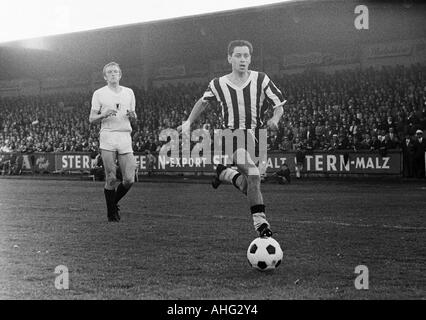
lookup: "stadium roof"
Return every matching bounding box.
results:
[0,0,425,81]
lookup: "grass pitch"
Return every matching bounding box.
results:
[0,177,425,299]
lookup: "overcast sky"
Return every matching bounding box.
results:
[0,0,291,43]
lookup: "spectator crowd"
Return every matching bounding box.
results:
[1,64,425,172]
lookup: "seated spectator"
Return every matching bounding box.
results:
[0,64,425,154]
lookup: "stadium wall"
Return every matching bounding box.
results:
[152,77,208,87]
[0,150,404,177]
[0,81,20,97]
[1,38,425,96]
[278,38,426,75]
[361,38,426,68]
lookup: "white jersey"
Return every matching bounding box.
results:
[91,85,136,133]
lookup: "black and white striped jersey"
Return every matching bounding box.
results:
[202,71,286,129]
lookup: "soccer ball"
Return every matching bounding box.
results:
[247,237,283,271]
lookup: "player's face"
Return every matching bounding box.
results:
[104,65,121,85]
[228,46,251,73]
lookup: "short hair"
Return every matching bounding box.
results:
[227,40,253,56]
[103,62,121,77]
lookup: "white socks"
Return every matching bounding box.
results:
[252,212,269,231]
[219,168,239,183]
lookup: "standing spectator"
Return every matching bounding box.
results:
[413,129,426,178]
[349,120,359,138]
[145,150,156,176]
[337,134,349,150]
[328,134,339,151]
[279,136,292,151]
[295,146,305,179]
[370,135,381,150]
[351,135,363,151]
[388,127,400,148]
[384,116,396,133]
[379,134,395,157]
[360,133,372,150]
[267,132,279,150]
[144,136,157,153]
[402,133,415,178]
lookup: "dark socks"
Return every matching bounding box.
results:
[251,204,266,215]
[115,183,131,204]
[104,188,116,212]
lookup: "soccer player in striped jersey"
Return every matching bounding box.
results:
[178,40,286,237]
[89,62,137,222]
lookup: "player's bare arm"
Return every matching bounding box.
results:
[266,105,284,131]
[89,108,117,124]
[126,110,137,126]
[126,90,137,125]
[126,110,137,118]
[177,98,210,132]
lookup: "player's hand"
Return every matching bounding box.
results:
[267,118,279,131]
[102,109,117,119]
[126,110,137,119]
[177,121,190,133]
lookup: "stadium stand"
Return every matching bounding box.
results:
[1,64,425,155]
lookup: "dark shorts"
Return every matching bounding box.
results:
[213,129,266,166]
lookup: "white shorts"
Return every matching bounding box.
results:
[100,131,133,154]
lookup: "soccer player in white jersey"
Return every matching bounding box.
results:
[89,62,137,222]
[178,40,286,237]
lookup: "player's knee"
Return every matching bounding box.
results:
[122,177,134,188]
[247,173,261,186]
[105,170,117,185]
